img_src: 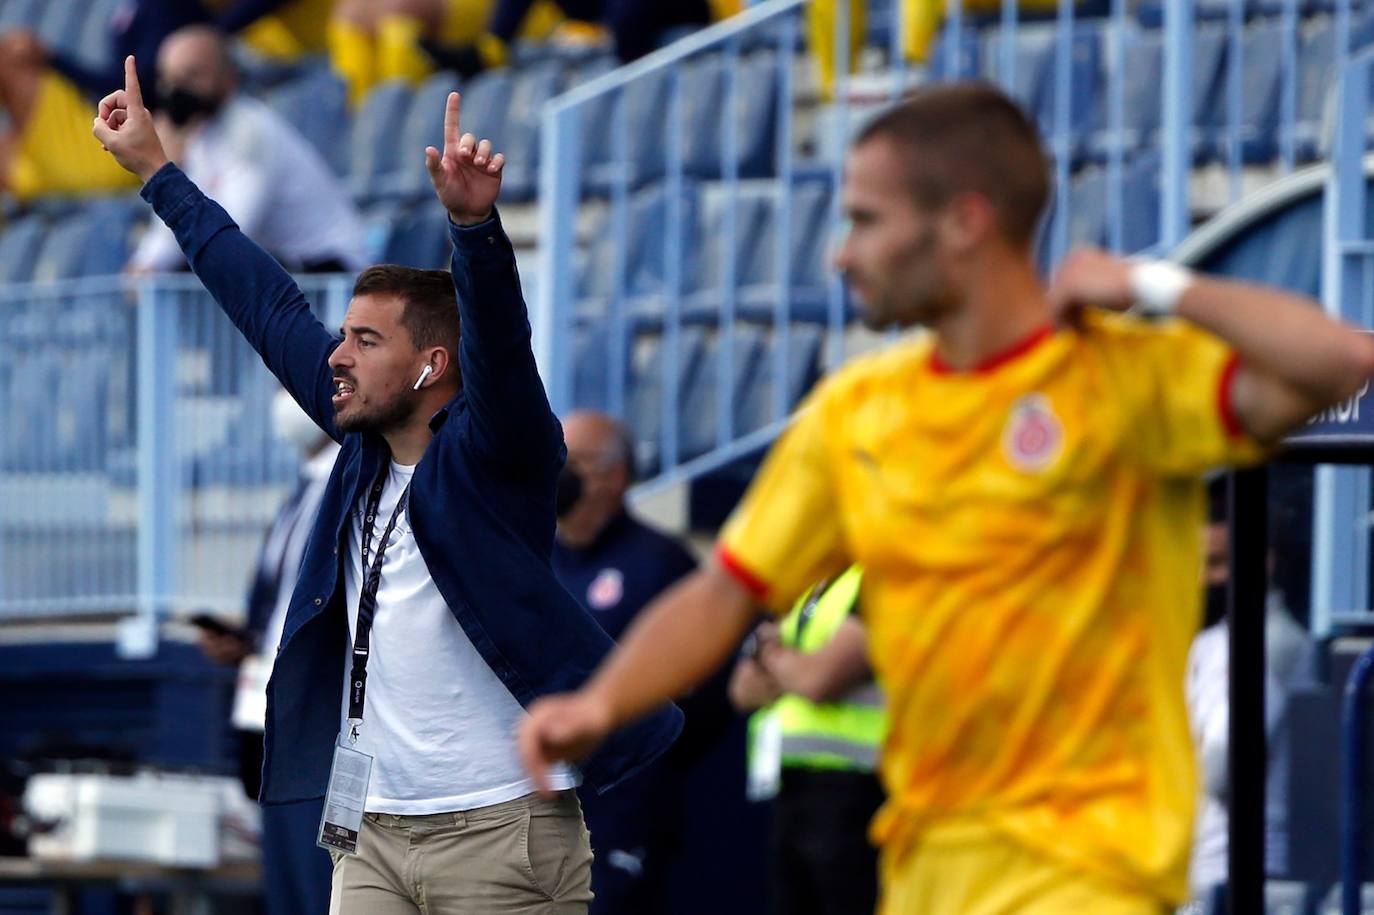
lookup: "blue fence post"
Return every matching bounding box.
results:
[661,68,687,473]
[1106,0,1126,252]
[773,10,798,422]
[608,90,631,420]
[135,282,178,635]
[536,102,583,417]
[1160,0,1195,250]
[718,37,742,451]
[1049,0,1074,265]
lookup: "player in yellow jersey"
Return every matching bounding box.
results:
[516,82,1374,914]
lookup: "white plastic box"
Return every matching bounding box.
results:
[24,772,225,867]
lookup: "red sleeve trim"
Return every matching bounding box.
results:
[1217,352,1246,439]
[714,545,770,600]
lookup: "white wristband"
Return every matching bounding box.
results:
[1128,260,1194,316]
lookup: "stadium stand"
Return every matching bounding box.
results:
[10,0,1374,911]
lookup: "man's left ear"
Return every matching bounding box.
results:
[940,192,996,254]
[419,348,452,388]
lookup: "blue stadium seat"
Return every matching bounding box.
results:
[678,325,768,461]
[564,54,618,195]
[1295,19,1333,160]
[681,54,727,178]
[979,25,1055,114]
[626,325,709,474]
[1030,23,1103,161]
[0,214,48,285]
[263,67,350,177]
[629,181,699,299]
[928,28,983,82]
[621,68,672,187]
[387,72,463,199]
[1067,166,1108,250]
[76,0,120,71]
[1238,21,1286,163]
[735,323,822,436]
[1087,27,1163,160]
[358,199,405,264]
[1120,150,1162,253]
[499,60,565,200]
[1202,22,1284,164]
[30,199,139,281]
[1190,25,1232,160]
[53,345,111,470]
[348,81,415,201]
[734,52,781,178]
[2,349,60,472]
[738,175,835,322]
[381,203,451,269]
[680,51,779,180]
[686,180,772,300]
[454,68,515,151]
[36,0,91,61]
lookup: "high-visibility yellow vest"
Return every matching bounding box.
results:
[768,566,886,773]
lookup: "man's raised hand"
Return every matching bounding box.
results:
[92,56,168,182]
[425,91,504,226]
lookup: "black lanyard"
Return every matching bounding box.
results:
[347,469,411,725]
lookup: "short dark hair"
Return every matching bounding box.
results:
[855,82,1051,248]
[352,265,461,357]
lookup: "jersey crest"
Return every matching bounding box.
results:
[1003,394,1063,473]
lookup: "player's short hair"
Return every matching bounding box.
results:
[352,265,461,359]
[855,82,1051,248]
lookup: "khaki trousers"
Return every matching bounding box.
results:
[328,790,593,914]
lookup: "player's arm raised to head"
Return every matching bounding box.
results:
[1049,248,1374,445]
[1174,276,1374,443]
[94,56,342,440]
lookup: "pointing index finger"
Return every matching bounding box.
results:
[443,92,461,157]
[124,55,144,110]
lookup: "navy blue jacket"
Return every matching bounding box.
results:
[141,164,682,804]
[551,512,696,643]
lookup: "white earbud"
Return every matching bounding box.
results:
[413,365,433,391]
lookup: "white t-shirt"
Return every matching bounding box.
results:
[341,460,577,814]
[130,96,368,272]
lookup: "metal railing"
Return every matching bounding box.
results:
[0,0,1363,619]
[534,0,1342,494]
[0,274,350,622]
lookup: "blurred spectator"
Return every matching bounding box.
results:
[551,411,701,914]
[1185,493,1314,910]
[0,0,312,201]
[807,0,1080,97]
[327,0,564,106]
[197,389,339,915]
[210,0,337,61]
[127,26,367,274]
[729,567,885,915]
[433,0,723,77]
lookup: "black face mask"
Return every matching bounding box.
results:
[555,465,584,520]
[161,86,222,127]
[1203,583,1229,629]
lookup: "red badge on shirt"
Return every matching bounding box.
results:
[1003,394,1063,473]
[587,568,625,611]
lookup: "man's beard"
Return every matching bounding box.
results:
[335,389,415,435]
